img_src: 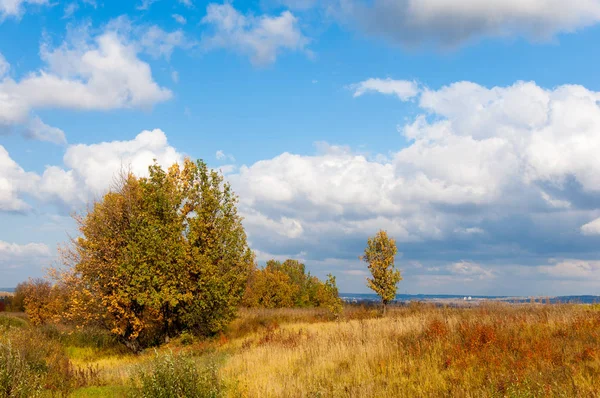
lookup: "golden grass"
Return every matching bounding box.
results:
[6,304,600,397]
[219,304,600,397]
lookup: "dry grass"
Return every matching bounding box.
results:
[219,304,600,397]
[5,304,600,397]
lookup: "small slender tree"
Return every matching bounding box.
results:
[361,230,401,315]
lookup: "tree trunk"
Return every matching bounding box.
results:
[123,338,142,354]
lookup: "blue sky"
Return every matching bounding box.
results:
[2,0,600,295]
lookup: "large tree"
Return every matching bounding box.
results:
[361,230,402,315]
[56,159,254,351]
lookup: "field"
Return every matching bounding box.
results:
[2,303,600,397]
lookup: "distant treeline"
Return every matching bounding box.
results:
[242,259,341,310]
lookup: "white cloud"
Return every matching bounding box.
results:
[454,227,484,235]
[0,240,53,288]
[179,0,192,7]
[0,21,172,142]
[136,0,157,11]
[0,53,8,78]
[0,130,183,213]
[581,217,600,236]
[342,0,600,47]
[447,261,496,280]
[539,259,600,280]
[0,0,48,20]
[0,146,40,212]
[243,210,305,238]
[216,149,235,162]
[226,80,600,269]
[172,14,186,24]
[201,2,309,65]
[0,241,50,261]
[138,25,190,59]
[351,78,419,100]
[23,116,67,145]
[63,2,78,18]
[37,129,183,207]
[343,269,369,276]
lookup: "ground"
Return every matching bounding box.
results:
[1,303,600,397]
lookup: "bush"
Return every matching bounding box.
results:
[0,325,102,397]
[0,315,28,329]
[0,341,43,398]
[131,352,221,398]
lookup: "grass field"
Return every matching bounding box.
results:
[2,303,600,397]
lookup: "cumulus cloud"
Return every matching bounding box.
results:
[447,261,495,280]
[581,217,600,235]
[539,259,600,280]
[201,2,310,65]
[0,0,48,20]
[0,130,183,213]
[340,0,600,47]
[0,241,50,261]
[23,116,67,145]
[37,129,183,207]
[350,78,419,100]
[0,21,172,143]
[0,240,52,285]
[138,25,191,59]
[0,146,40,212]
[225,79,600,292]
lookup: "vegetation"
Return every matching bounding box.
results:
[2,303,600,397]
[362,230,402,314]
[130,351,221,398]
[53,159,254,351]
[5,162,599,397]
[242,259,342,316]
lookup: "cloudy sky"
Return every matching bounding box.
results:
[2,0,600,295]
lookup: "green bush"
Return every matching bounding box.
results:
[0,315,28,330]
[131,352,221,398]
[0,341,43,398]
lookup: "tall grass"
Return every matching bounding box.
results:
[4,305,600,397]
[220,304,600,397]
[130,351,222,398]
[0,316,104,397]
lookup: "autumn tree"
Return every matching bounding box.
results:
[361,230,401,314]
[19,278,65,326]
[316,274,343,319]
[55,159,254,351]
[242,267,298,308]
[243,259,341,311]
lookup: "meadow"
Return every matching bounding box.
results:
[1,302,600,397]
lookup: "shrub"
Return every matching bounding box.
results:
[0,341,43,398]
[0,325,102,397]
[0,315,28,329]
[131,351,221,398]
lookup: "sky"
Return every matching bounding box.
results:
[2,0,600,295]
